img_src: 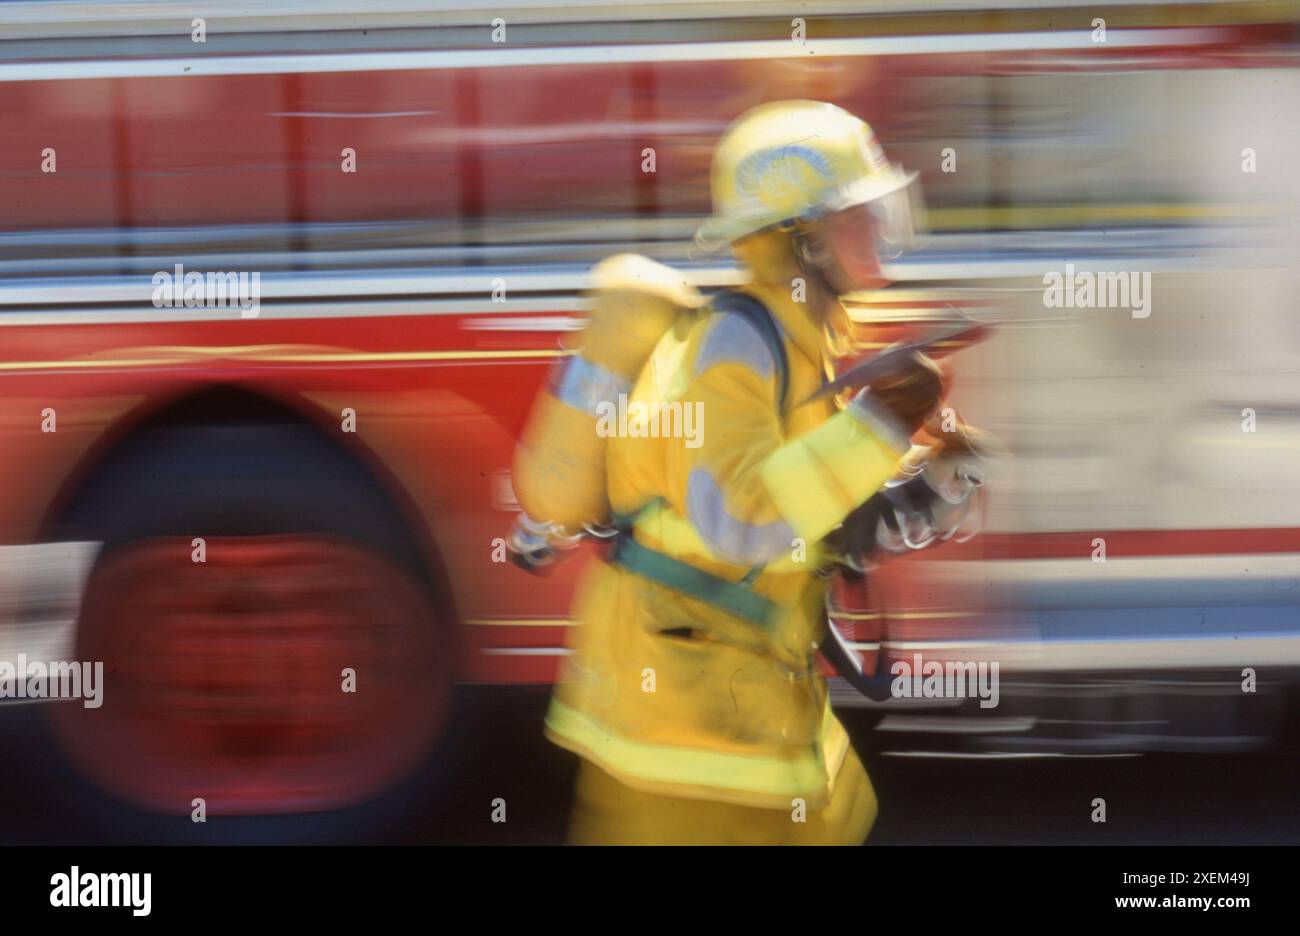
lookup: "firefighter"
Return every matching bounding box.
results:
[542,100,945,844]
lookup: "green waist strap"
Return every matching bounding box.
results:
[610,535,778,628]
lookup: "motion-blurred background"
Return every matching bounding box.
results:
[0,0,1297,842]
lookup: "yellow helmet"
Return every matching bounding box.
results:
[696,100,919,252]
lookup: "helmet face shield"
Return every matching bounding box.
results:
[811,172,924,291]
[865,172,925,262]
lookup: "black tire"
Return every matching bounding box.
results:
[41,397,460,843]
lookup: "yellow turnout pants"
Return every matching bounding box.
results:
[566,745,878,845]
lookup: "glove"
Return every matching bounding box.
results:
[921,411,999,460]
[822,487,895,566]
[826,413,1000,565]
[856,350,946,437]
[917,413,1002,500]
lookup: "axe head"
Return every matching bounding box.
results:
[810,319,991,404]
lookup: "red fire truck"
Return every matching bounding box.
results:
[1,1,1296,821]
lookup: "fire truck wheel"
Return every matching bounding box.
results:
[45,400,456,838]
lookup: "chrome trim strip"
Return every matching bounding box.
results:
[480,647,574,656]
[879,636,1300,671]
[879,751,1141,759]
[0,542,100,693]
[0,267,747,308]
[0,224,1269,325]
[0,297,587,326]
[0,30,1224,82]
[918,554,1300,609]
[0,0,1213,34]
[462,315,585,331]
[876,715,1038,733]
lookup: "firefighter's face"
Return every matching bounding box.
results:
[807,203,891,294]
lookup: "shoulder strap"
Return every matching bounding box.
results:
[710,290,790,417]
[612,293,790,598]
